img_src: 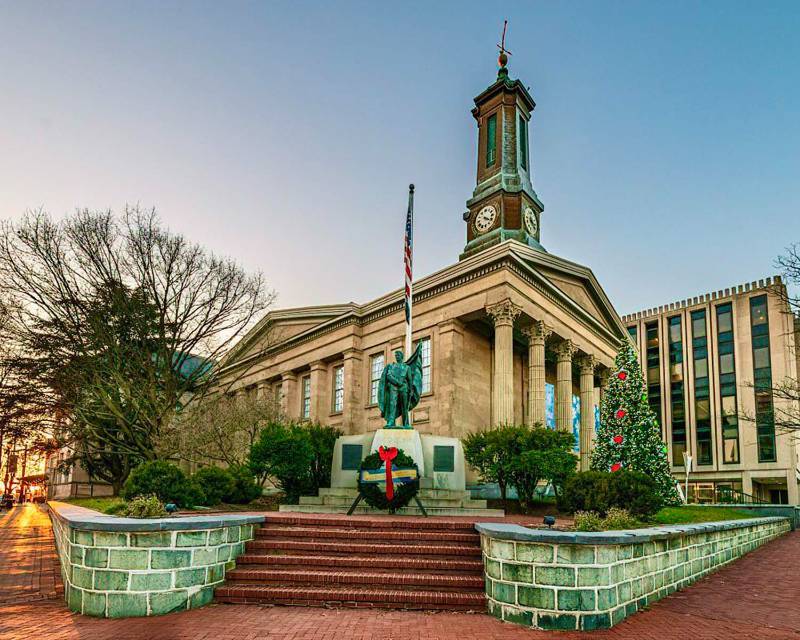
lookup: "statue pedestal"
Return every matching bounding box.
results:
[330,429,466,491]
[371,429,425,476]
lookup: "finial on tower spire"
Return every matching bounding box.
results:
[497,19,512,79]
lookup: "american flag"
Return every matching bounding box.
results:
[404,184,415,358]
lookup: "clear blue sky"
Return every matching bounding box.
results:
[1,1,798,315]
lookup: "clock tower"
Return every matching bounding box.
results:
[460,47,544,260]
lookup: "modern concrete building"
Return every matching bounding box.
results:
[622,279,800,505]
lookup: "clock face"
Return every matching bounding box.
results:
[474,205,497,234]
[523,206,538,236]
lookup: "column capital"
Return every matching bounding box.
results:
[485,299,522,327]
[598,367,611,388]
[280,371,297,382]
[342,347,362,360]
[554,339,576,362]
[521,319,552,343]
[310,360,327,372]
[576,354,598,374]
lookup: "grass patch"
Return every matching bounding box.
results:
[60,496,127,515]
[650,505,754,525]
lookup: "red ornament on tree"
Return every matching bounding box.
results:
[615,409,627,419]
[613,435,623,444]
[610,462,622,472]
[617,370,628,381]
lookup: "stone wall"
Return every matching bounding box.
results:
[477,516,790,631]
[49,501,264,617]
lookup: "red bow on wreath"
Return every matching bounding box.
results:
[378,446,398,500]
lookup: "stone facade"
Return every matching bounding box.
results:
[477,517,790,631]
[49,502,263,617]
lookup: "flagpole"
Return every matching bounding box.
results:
[404,184,415,358]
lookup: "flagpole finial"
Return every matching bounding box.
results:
[409,183,415,192]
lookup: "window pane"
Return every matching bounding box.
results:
[370,353,384,404]
[719,353,735,375]
[753,346,770,370]
[333,366,344,412]
[717,305,732,333]
[302,376,311,419]
[723,438,739,464]
[420,338,432,393]
[486,114,497,167]
[691,311,706,338]
[694,358,708,379]
[750,296,768,326]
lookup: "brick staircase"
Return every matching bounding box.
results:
[280,487,505,517]
[215,514,487,611]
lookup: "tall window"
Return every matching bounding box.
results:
[668,316,687,466]
[518,114,528,171]
[691,310,713,465]
[486,114,497,167]
[419,338,432,393]
[750,296,775,462]
[716,302,739,463]
[627,325,637,342]
[301,375,311,420]
[645,322,662,432]
[332,365,344,413]
[369,353,384,404]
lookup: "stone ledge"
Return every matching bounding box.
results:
[49,501,266,531]
[475,516,788,544]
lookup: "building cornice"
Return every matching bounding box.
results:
[219,241,627,375]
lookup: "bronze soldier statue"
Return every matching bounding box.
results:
[377,344,423,428]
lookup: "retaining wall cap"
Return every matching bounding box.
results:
[48,501,266,532]
[474,516,789,545]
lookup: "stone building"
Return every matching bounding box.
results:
[623,278,800,505]
[217,62,630,477]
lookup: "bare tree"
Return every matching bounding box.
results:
[0,207,275,492]
[161,392,281,469]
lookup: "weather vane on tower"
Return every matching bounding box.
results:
[497,19,511,77]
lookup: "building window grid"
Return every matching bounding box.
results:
[332,365,344,413]
[716,302,740,464]
[301,376,311,420]
[690,310,714,465]
[668,316,688,466]
[419,338,432,393]
[486,114,497,167]
[750,295,776,462]
[645,321,663,437]
[369,353,385,405]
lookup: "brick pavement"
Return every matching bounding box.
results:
[0,503,61,606]
[1,505,799,639]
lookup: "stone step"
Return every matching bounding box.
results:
[246,538,482,557]
[226,567,485,590]
[278,504,505,517]
[235,553,485,574]
[255,526,479,544]
[260,513,491,531]
[214,584,487,611]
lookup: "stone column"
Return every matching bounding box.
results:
[522,320,551,427]
[342,348,363,434]
[577,355,597,471]
[486,299,522,426]
[309,360,328,422]
[280,372,298,419]
[554,339,576,433]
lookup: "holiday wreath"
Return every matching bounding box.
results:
[357,447,420,512]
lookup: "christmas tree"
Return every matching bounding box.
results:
[591,342,681,505]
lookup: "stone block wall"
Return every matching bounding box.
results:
[477,517,790,631]
[49,502,264,617]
